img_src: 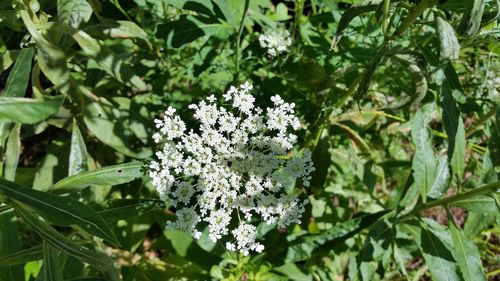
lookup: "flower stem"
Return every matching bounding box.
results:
[235,0,250,78]
[397,181,500,222]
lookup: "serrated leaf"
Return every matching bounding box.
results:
[0,246,43,266]
[411,104,437,202]
[436,17,460,60]
[448,218,486,281]
[0,96,65,124]
[68,119,88,176]
[14,203,114,272]
[42,240,64,281]
[428,155,451,199]
[419,225,461,281]
[1,47,34,97]
[52,162,143,193]
[57,0,93,28]
[458,0,486,37]
[450,195,499,214]
[0,178,119,246]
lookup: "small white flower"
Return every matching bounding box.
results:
[150,82,314,255]
[259,27,293,57]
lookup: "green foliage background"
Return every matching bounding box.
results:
[0,0,499,280]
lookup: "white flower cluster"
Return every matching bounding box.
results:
[149,82,315,255]
[258,27,292,57]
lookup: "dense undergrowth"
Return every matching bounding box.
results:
[0,0,499,280]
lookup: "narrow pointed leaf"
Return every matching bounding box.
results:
[52,161,143,193]
[0,96,65,124]
[1,47,34,97]
[42,240,64,281]
[428,155,451,199]
[458,0,486,37]
[436,17,460,60]
[3,124,21,181]
[411,104,437,201]
[0,178,119,246]
[448,218,486,281]
[419,226,461,281]
[14,203,114,272]
[68,120,88,176]
[0,246,43,266]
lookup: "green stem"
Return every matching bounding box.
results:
[465,107,496,138]
[235,0,250,78]
[397,181,500,222]
[392,0,436,37]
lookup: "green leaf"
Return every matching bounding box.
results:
[441,70,466,180]
[448,217,487,281]
[450,195,499,214]
[14,203,114,272]
[0,246,43,266]
[41,240,64,281]
[411,104,437,202]
[0,178,120,246]
[0,209,23,281]
[156,15,232,48]
[458,0,486,36]
[1,47,34,97]
[419,224,461,281]
[331,0,381,48]
[428,155,451,199]
[43,22,101,58]
[52,161,143,193]
[87,20,151,48]
[68,119,88,176]
[309,128,330,192]
[436,17,460,60]
[57,0,93,28]
[0,96,65,124]
[3,124,21,181]
[358,218,395,281]
[82,95,151,158]
[92,48,146,90]
[99,199,165,225]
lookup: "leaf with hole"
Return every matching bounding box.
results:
[52,161,143,193]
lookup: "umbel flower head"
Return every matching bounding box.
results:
[149,82,315,255]
[258,27,292,57]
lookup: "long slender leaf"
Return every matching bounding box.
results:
[411,104,437,202]
[0,96,65,124]
[458,0,486,36]
[448,217,486,281]
[0,246,43,266]
[436,17,460,60]
[3,124,21,181]
[41,240,65,281]
[14,203,114,272]
[0,178,119,246]
[0,209,23,281]
[52,161,143,193]
[1,47,34,97]
[419,223,461,281]
[68,119,88,176]
[428,155,451,199]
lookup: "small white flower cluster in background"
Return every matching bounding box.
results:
[150,82,315,255]
[258,27,292,57]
